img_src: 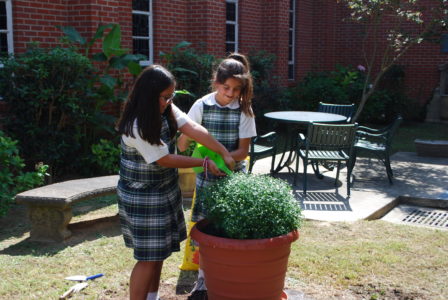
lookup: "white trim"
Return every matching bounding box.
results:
[6,0,13,54]
[0,0,14,55]
[132,0,153,65]
[226,0,238,53]
[288,0,296,80]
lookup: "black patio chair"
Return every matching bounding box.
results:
[318,102,356,123]
[294,122,357,196]
[351,115,403,184]
[248,131,277,174]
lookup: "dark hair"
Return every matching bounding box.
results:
[214,54,254,117]
[116,65,178,145]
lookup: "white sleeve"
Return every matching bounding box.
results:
[187,99,204,124]
[172,104,190,128]
[122,128,169,164]
[239,113,257,139]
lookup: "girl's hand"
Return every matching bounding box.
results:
[207,160,226,176]
[222,153,235,171]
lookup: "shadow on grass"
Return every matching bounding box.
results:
[0,215,121,256]
[0,195,121,256]
[0,195,118,242]
[175,270,197,295]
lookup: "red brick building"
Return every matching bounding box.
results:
[2,0,448,106]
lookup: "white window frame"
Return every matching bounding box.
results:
[0,0,13,70]
[0,0,14,55]
[288,0,296,80]
[225,0,238,53]
[132,0,153,66]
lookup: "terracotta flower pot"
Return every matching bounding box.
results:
[191,220,299,300]
[178,167,196,198]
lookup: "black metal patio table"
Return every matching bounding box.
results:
[264,111,347,174]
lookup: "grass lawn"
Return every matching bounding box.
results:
[1,121,447,299]
[1,198,447,300]
[392,121,448,153]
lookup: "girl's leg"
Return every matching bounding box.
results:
[130,260,164,300]
[148,261,163,292]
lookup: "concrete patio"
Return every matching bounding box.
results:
[250,152,448,227]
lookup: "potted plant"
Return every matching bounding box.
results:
[191,173,302,300]
[177,139,197,198]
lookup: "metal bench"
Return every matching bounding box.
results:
[15,175,119,242]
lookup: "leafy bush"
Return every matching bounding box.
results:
[248,51,290,134]
[160,44,284,132]
[248,50,277,89]
[160,41,215,113]
[58,24,145,105]
[0,24,144,181]
[0,46,96,178]
[286,65,410,124]
[91,139,120,175]
[0,131,48,216]
[203,173,302,239]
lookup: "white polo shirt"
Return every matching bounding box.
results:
[187,92,257,139]
[122,104,190,164]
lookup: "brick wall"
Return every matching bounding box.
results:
[185,0,226,55]
[12,0,67,52]
[7,0,448,108]
[154,0,188,57]
[296,0,314,80]
[238,0,264,52]
[310,1,448,105]
[261,0,290,87]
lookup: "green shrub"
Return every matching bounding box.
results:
[248,51,290,134]
[0,131,48,216]
[203,173,302,239]
[286,65,411,124]
[160,41,215,113]
[248,50,277,89]
[0,24,144,181]
[91,139,120,175]
[288,65,364,111]
[0,46,96,178]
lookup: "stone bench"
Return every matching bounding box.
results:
[415,139,448,158]
[15,175,119,242]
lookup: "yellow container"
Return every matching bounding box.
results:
[178,167,196,198]
[179,189,199,271]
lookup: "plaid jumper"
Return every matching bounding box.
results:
[117,116,186,261]
[192,103,246,222]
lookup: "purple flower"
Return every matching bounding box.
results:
[357,65,366,72]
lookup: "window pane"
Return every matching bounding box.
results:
[133,14,149,36]
[289,30,293,43]
[133,39,149,59]
[288,64,294,80]
[0,33,7,53]
[290,0,294,10]
[289,12,293,27]
[0,2,6,29]
[226,2,236,21]
[226,24,235,42]
[288,45,293,61]
[226,42,235,53]
[133,0,149,12]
